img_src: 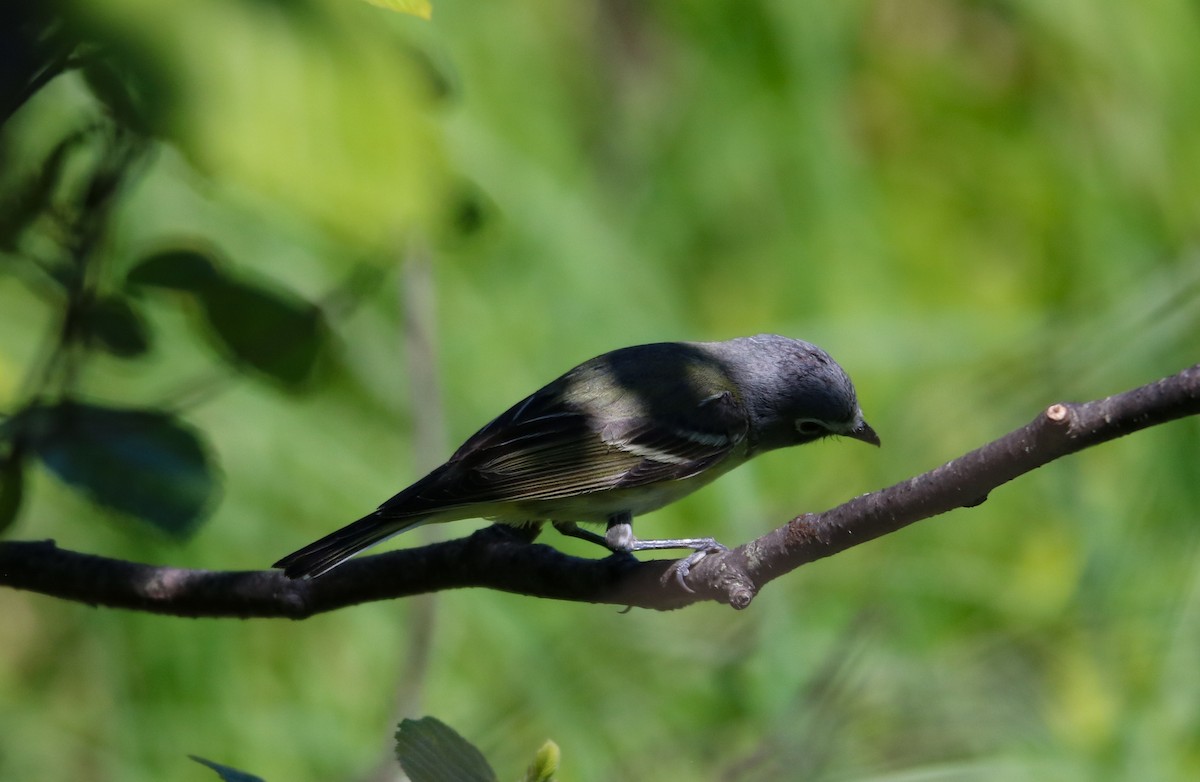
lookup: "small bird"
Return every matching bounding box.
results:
[275,334,879,580]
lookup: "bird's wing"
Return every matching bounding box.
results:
[378,364,750,514]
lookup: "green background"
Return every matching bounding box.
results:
[2,0,1198,780]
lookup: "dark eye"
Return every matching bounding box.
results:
[795,419,827,437]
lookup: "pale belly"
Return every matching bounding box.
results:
[483,460,743,525]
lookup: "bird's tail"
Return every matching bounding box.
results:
[273,512,429,579]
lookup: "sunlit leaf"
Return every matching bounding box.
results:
[195,278,327,389]
[20,401,218,537]
[188,756,266,782]
[395,717,498,782]
[363,0,432,20]
[523,740,560,782]
[73,0,450,252]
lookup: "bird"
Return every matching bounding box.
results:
[274,334,879,581]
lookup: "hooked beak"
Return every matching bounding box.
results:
[846,418,881,447]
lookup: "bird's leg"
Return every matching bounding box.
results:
[552,521,610,550]
[603,513,726,554]
[604,512,727,591]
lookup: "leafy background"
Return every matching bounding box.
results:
[2,0,1199,780]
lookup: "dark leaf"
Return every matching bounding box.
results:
[20,401,218,537]
[81,295,151,357]
[197,278,327,389]
[0,454,24,535]
[42,259,83,293]
[188,756,266,782]
[453,190,490,237]
[451,183,492,238]
[80,51,174,137]
[436,180,494,244]
[82,161,125,211]
[126,248,223,294]
[395,717,498,782]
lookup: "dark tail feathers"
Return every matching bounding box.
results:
[274,512,426,579]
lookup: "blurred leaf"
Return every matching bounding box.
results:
[443,180,495,241]
[73,0,450,251]
[81,159,126,211]
[196,278,327,389]
[522,741,560,782]
[0,454,24,535]
[19,401,217,537]
[0,3,75,126]
[188,756,266,782]
[395,717,498,782]
[80,295,151,357]
[399,41,456,103]
[80,45,176,136]
[127,248,328,388]
[126,248,223,294]
[364,0,433,20]
[0,130,81,253]
[452,193,488,237]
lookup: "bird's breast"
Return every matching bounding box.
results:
[489,458,742,524]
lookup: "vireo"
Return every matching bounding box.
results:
[276,334,878,580]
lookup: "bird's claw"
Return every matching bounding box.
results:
[666,543,729,592]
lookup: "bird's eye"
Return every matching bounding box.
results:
[795,419,827,437]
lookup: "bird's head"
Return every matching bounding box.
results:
[716,334,880,452]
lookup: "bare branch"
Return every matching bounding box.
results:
[2,364,1197,617]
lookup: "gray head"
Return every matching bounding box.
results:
[704,334,879,453]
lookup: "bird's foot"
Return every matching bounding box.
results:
[600,516,729,591]
[665,542,728,592]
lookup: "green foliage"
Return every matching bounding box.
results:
[79,295,151,357]
[392,717,559,782]
[186,717,557,781]
[189,755,267,782]
[0,129,80,253]
[523,740,560,782]
[11,401,216,537]
[125,249,222,293]
[396,716,499,782]
[0,451,23,533]
[364,0,433,20]
[2,1,1199,781]
[0,103,333,534]
[69,0,449,251]
[128,248,330,389]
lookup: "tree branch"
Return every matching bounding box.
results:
[2,364,1197,617]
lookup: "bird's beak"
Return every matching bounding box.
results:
[847,419,881,447]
